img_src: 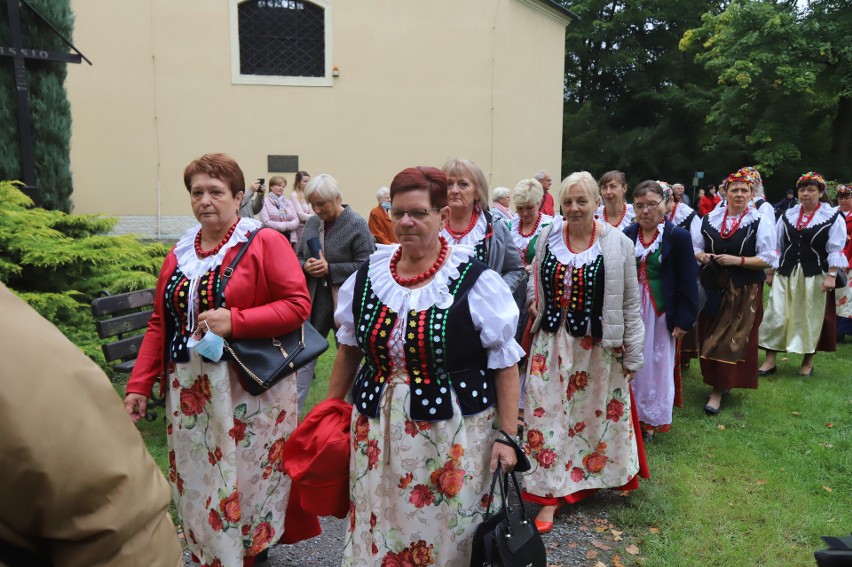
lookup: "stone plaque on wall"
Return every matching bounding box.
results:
[267,155,299,172]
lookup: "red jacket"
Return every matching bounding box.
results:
[126,229,311,397]
[698,194,721,216]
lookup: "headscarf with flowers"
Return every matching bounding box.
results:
[721,169,753,190]
[740,166,762,188]
[796,171,826,191]
[656,180,673,202]
[836,184,850,197]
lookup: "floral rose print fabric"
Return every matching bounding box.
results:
[523,330,639,498]
[166,353,297,567]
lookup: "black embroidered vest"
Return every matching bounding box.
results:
[700,216,765,287]
[538,245,605,338]
[350,258,494,421]
[677,210,697,232]
[777,211,839,277]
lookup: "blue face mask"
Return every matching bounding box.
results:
[187,327,225,362]
[381,201,391,211]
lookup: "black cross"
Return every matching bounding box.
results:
[1,0,90,203]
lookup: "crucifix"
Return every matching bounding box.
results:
[1,0,90,204]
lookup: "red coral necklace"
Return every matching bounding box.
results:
[564,221,597,254]
[638,225,659,248]
[796,206,817,230]
[194,220,239,258]
[446,211,479,240]
[667,202,679,223]
[518,212,542,238]
[390,237,449,286]
[719,208,747,239]
[603,204,627,227]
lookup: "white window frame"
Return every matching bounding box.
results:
[229,0,333,87]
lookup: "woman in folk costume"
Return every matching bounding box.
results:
[326,166,523,566]
[834,184,852,340]
[124,154,315,566]
[595,170,635,231]
[522,171,648,534]
[662,180,703,373]
[758,172,848,376]
[695,168,778,415]
[623,181,698,439]
[510,178,554,269]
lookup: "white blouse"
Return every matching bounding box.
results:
[335,244,524,370]
[777,203,849,269]
[691,205,779,268]
[595,203,635,231]
[509,213,554,252]
[440,211,488,247]
[543,215,604,268]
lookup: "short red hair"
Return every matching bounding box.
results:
[389,166,448,208]
[183,153,245,198]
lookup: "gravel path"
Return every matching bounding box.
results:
[183,489,643,566]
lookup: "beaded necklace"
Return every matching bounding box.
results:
[518,212,542,238]
[603,203,627,227]
[564,221,597,254]
[389,237,449,286]
[719,208,748,239]
[638,225,659,248]
[446,210,479,240]
[194,220,239,258]
[667,202,679,223]
[796,206,818,230]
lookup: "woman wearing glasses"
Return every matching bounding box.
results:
[695,168,777,415]
[623,181,698,439]
[327,166,523,566]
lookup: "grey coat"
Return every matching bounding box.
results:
[296,205,375,335]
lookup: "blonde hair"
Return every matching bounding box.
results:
[511,179,543,208]
[269,175,287,188]
[559,171,600,204]
[442,158,490,208]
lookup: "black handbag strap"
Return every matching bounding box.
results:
[484,464,531,521]
[214,228,267,309]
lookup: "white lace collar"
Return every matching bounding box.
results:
[595,203,635,231]
[706,204,760,232]
[783,202,836,227]
[668,202,695,226]
[440,210,487,246]
[510,213,553,250]
[634,220,665,260]
[173,217,261,331]
[545,216,603,267]
[366,243,477,313]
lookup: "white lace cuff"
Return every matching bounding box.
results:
[757,249,779,269]
[828,251,850,269]
[487,339,525,369]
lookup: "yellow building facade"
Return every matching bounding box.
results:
[66,0,571,238]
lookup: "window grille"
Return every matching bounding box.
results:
[238,0,325,78]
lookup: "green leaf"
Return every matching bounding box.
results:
[235,403,248,419]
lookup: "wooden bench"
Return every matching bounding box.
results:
[91,288,164,421]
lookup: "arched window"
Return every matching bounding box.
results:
[230,0,332,86]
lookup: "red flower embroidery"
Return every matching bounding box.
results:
[595,409,603,418]
[179,387,206,416]
[366,439,381,470]
[219,492,241,523]
[275,409,287,424]
[530,353,547,375]
[404,420,419,437]
[370,513,377,529]
[398,472,414,489]
[242,524,251,536]
[430,461,466,498]
[583,451,608,474]
[606,398,625,422]
[268,438,286,467]
[228,418,247,443]
[571,466,585,482]
[194,374,212,400]
[449,444,465,464]
[527,429,545,451]
[208,509,223,532]
[533,406,545,417]
[207,451,217,465]
[354,415,370,444]
[408,484,436,508]
[248,522,276,556]
[410,539,436,565]
[534,448,557,469]
[574,421,586,433]
[580,335,595,350]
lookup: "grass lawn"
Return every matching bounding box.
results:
[127,333,850,566]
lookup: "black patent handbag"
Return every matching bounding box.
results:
[215,228,329,396]
[469,464,547,567]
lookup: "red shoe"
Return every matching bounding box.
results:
[534,503,561,533]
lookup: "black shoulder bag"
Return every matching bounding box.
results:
[470,464,547,567]
[215,228,329,396]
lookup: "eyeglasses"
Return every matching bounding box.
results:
[390,208,441,221]
[633,201,663,212]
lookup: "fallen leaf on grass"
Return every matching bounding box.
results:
[756,479,767,485]
[781,356,789,361]
[626,544,641,555]
[611,529,624,537]
[791,411,800,416]
[593,562,607,567]
[818,443,834,448]
[591,540,612,551]
[613,556,625,567]
[718,424,726,430]
[595,526,607,533]
[822,485,833,493]
[568,542,577,549]
[649,527,661,534]
[586,550,598,559]
[829,517,836,523]
[826,423,834,428]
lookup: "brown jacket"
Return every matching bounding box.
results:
[368,205,397,245]
[0,283,182,567]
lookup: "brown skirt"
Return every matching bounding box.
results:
[698,280,763,390]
